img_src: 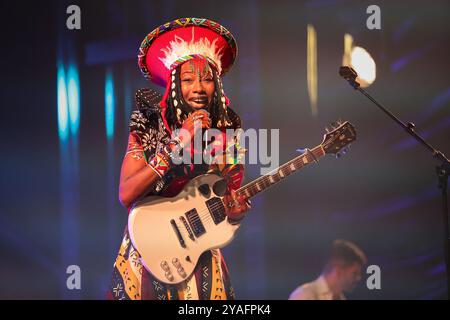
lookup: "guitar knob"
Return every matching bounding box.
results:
[198,184,211,197]
[160,260,170,272]
[172,258,181,268]
[177,267,187,278]
[165,271,174,282]
[213,179,227,196]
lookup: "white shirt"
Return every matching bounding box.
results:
[289,275,346,300]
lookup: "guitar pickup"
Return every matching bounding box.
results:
[206,197,226,225]
[185,209,206,237]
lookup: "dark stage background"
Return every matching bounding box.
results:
[1,0,449,299]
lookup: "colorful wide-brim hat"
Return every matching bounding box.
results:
[138,17,238,87]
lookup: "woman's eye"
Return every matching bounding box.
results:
[182,78,193,82]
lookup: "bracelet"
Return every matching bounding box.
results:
[163,144,182,164]
[148,152,171,178]
[147,163,162,178]
[157,150,171,166]
[126,149,144,161]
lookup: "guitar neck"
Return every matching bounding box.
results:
[236,145,325,199]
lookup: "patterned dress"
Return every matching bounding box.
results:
[107,89,244,300]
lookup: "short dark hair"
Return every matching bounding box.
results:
[323,239,367,273]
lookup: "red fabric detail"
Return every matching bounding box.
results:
[159,78,171,108]
[224,94,230,106]
[160,80,173,134]
[226,168,244,191]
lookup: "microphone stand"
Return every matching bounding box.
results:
[339,66,450,299]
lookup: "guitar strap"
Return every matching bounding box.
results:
[181,272,200,300]
[210,249,227,300]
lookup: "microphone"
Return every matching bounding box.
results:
[339,66,360,89]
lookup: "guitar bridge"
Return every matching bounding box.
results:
[170,219,186,248]
[179,216,195,241]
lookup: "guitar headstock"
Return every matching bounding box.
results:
[322,120,356,157]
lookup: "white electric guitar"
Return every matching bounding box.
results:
[128,121,356,284]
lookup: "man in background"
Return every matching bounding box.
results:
[289,239,367,300]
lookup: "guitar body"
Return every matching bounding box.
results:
[128,174,240,285]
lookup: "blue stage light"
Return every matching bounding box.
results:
[57,63,69,142]
[67,64,80,137]
[105,69,115,140]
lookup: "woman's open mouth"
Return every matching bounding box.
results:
[190,97,209,108]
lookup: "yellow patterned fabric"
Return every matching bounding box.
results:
[108,228,235,300]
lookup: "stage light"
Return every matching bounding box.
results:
[67,64,80,137]
[57,63,69,143]
[342,34,376,88]
[307,24,318,116]
[105,69,115,140]
[350,46,376,87]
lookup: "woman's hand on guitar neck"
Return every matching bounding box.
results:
[223,188,251,224]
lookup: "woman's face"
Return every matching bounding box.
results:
[180,58,215,110]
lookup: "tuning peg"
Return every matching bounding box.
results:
[326,124,335,132]
[327,122,337,132]
[330,119,345,129]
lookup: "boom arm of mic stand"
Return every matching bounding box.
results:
[339,65,450,299]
